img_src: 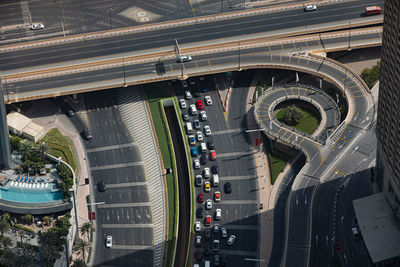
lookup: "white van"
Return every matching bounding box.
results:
[212,174,219,186]
[186,122,193,134]
[204,261,210,267]
[193,264,199,267]
[200,142,207,153]
[189,104,197,115]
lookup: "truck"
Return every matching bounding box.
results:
[365,6,382,16]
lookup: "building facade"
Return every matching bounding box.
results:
[0,79,10,169]
[376,0,400,214]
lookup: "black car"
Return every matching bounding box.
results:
[81,129,93,140]
[204,246,211,256]
[64,106,75,117]
[205,229,211,240]
[214,254,220,266]
[220,255,228,266]
[196,207,204,218]
[195,176,202,187]
[200,155,207,165]
[211,165,219,174]
[195,250,203,261]
[97,181,106,192]
[182,113,189,122]
[224,182,231,194]
[207,140,215,150]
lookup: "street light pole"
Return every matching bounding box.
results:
[238,42,241,70]
[109,8,112,29]
[60,17,65,37]
[122,58,127,87]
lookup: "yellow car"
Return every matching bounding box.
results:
[204,182,211,192]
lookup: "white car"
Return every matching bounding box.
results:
[204,125,211,136]
[190,104,197,115]
[195,235,202,246]
[304,4,317,11]
[177,55,192,63]
[196,131,204,141]
[185,90,192,100]
[221,227,227,238]
[31,24,44,30]
[106,235,112,248]
[179,99,187,109]
[205,96,212,105]
[194,159,200,169]
[195,221,201,232]
[205,199,212,210]
[215,208,221,220]
[200,111,207,121]
[203,167,210,178]
[227,234,236,245]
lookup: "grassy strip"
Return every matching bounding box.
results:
[252,85,263,104]
[275,108,320,135]
[268,150,292,184]
[42,128,77,172]
[145,86,178,267]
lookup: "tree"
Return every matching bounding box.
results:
[0,236,13,249]
[43,216,51,226]
[73,238,91,262]
[37,142,49,160]
[283,105,304,125]
[19,140,34,161]
[2,213,11,223]
[80,222,95,242]
[17,230,25,244]
[23,214,34,224]
[72,259,88,267]
[0,219,10,237]
[2,248,15,266]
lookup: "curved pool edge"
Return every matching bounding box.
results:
[0,198,72,215]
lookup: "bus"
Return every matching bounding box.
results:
[365,6,382,16]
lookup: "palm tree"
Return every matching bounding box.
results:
[2,213,11,223]
[19,140,34,161]
[0,236,13,249]
[72,259,87,267]
[17,230,25,244]
[73,238,91,262]
[2,248,15,266]
[37,142,49,160]
[23,214,34,225]
[79,222,95,242]
[43,216,51,226]
[0,219,10,237]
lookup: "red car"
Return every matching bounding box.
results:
[196,100,203,110]
[198,193,204,203]
[210,150,216,161]
[206,215,211,226]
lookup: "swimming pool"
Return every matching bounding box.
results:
[0,182,64,203]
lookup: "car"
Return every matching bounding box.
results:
[224,182,232,194]
[195,250,203,261]
[177,55,192,63]
[63,106,75,117]
[214,254,220,266]
[195,235,202,246]
[213,240,220,252]
[193,119,201,129]
[209,150,216,161]
[196,207,204,218]
[190,104,197,115]
[352,227,360,240]
[179,99,187,109]
[181,80,188,88]
[189,77,196,85]
[195,221,201,232]
[199,76,205,81]
[81,129,93,140]
[194,159,200,169]
[221,254,228,265]
[191,147,198,157]
[185,90,192,100]
[182,113,189,121]
[221,227,227,238]
[188,135,196,146]
[205,229,211,240]
[195,175,202,186]
[227,234,236,245]
[215,208,222,220]
[200,154,207,165]
[203,167,210,178]
[207,140,215,150]
[205,96,212,105]
[205,199,212,210]
[196,131,204,141]
[204,246,211,256]
[105,235,112,248]
[204,181,211,192]
[31,23,44,30]
[200,111,207,121]
[201,87,208,93]
[213,224,219,233]
[198,193,204,203]
[205,215,211,226]
[97,181,106,192]
[304,4,317,11]
[196,100,204,110]
[204,125,211,136]
[211,165,219,174]
[214,191,221,202]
